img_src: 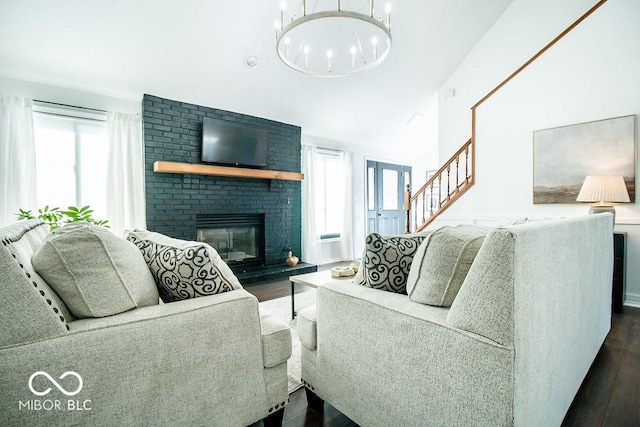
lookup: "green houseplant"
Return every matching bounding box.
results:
[17,205,108,231]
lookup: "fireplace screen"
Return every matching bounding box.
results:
[196,214,265,268]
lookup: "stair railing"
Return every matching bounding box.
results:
[404,138,474,233]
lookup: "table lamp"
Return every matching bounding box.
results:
[576,175,630,221]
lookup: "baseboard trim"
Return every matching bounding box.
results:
[624,292,640,309]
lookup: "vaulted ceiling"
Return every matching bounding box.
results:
[0,0,512,151]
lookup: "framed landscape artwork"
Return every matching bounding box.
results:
[533,115,636,204]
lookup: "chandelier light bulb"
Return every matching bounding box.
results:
[327,50,333,72]
[304,45,310,69]
[284,37,290,58]
[372,37,378,60]
[351,46,357,69]
[280,2,286,30]
[385,4,391,29]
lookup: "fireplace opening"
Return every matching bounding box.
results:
[196,214,265,271]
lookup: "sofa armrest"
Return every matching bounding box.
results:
[297,305,317,350]
[0,289,275,426]
[259,310,292,368]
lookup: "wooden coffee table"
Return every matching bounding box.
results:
[289,270,355,319]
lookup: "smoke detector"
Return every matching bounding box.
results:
[246,56,259,68]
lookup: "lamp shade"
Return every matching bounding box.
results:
[576,175,630,204]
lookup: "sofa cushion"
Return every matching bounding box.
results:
[406,225,490,307]
[126,230,242,302]
[355,232,428,294]
[32,222,159,318]
[446,229,516,347]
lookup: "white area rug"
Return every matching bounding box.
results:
[259,290,317,394]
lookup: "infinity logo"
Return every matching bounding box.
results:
[28,371,83,397]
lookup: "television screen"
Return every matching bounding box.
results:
[201,117,268,167]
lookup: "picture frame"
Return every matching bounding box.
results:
[533,115,636,204]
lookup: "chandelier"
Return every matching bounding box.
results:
[275,0,393,77]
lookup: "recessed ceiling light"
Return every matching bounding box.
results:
[246,56,259,68]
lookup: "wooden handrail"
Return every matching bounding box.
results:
[405,0,607,233]
[470,0,608,144]
[472,0,607,112]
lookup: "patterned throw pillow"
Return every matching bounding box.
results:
[126,230,242,302]
[355,232,429,294]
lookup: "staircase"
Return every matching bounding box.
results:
[403,0,607,233]
[404,138,474,233]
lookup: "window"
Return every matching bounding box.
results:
[314,148,345,239]
[32,103,108,219]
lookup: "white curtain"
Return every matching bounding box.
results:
[302,145,322,264]
[106,112,146,236]
[339,150,354,260]
[0,95,37,226]
[302,145,354,264]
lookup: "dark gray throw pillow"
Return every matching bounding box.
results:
[355,232,429,294]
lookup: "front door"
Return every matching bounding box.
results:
[366,160,411,235]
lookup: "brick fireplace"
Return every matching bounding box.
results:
[142,94,309,281]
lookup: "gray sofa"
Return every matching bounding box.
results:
[0,219,291,426]
[298,215,613,426]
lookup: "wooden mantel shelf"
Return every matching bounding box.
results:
[153,161,304,181]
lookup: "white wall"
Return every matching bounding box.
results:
[436,0,640,307]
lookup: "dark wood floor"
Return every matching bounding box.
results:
[562,306,640,427]
[247,277,640,427]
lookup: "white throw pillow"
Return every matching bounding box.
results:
[406,225,490,307]
[126,230,242,302]
[32,222,159,318]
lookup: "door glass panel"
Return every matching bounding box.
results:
[382,169,399,210]
[367,167,375,211]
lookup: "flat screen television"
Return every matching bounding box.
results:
[201,117,268,167]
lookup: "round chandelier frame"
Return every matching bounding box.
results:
[275,1,393,77]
